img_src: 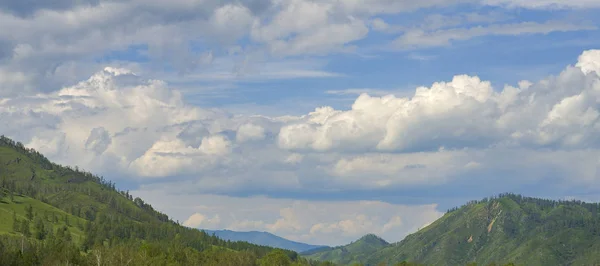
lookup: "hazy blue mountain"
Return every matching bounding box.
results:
[203,229,328,253]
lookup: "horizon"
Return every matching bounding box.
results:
[1,0,600,247]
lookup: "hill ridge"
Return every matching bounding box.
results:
[305,193,600,266]
[356,234,388,245]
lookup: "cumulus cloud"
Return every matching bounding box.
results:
[279,75,498,152]
[184,212,222,228]
[577,49,600,76]
[0,68,228,176]
[277,51,600,153]
[236,123,266,143]
[4,50,600,189]
[129,136,231,178]
[199,135,232,155]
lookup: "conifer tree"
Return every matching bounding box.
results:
[34,217,46,240]
[26,204,34,221]
[21,219,31,237]
[12,210,19,232]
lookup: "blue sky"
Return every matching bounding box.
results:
[2,0,600,246]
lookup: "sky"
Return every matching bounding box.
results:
[1,0,600,247]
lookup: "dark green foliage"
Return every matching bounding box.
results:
[33,217,46,240]
[0,136,331,266]
[258,249,292,266]
[205,229,328,253]
[303,234,390,265]
[20,219,31,237]
[25,204,33,221]
[11,210,18,232]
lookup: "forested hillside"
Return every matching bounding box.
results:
[0,135,330,266]
[306,194,600,266]
[302,234,389,265]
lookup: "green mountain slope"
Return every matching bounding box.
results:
[0,136,326,266]
[306,194,600,266]
[303,234,389,265]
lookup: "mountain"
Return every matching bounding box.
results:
[0,136,322,266]
[306,194,600,266]
[203,229,328,253]
[302,234,390,265]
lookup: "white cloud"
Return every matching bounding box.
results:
[0,0,359,95]
[576,49,600,76]
[0,0,596,97]
[393,21,596,50]
[209,4,255,44]
[3,50,600,189]
[483,0,600,9]
[199,135,232,155]
[129,138,226,177]
[279,75,497,152]
[277,51,600,153]
[237,123,266,143]
[184,212,222,228]
[164,57,344,83]
[371,11,510,35]
[250,0,370,56]
[284,153,304,164]
[370,18,390,31]
[329,151,465,187]
[325,88,415,97]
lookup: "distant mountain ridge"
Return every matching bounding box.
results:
[203,229,328,253]
[305,194,600,266]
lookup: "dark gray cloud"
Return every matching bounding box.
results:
[235,0,273,15]
[85,127,112,155]
[0,39,13,62]
[0,0,102,17]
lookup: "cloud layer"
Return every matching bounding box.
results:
[3,49,600,244]
[0,0,595,95]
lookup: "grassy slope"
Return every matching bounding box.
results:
[0,191,87,242]
[0,144,94,243]
[0,145,145,242]
[0,144,154,224]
